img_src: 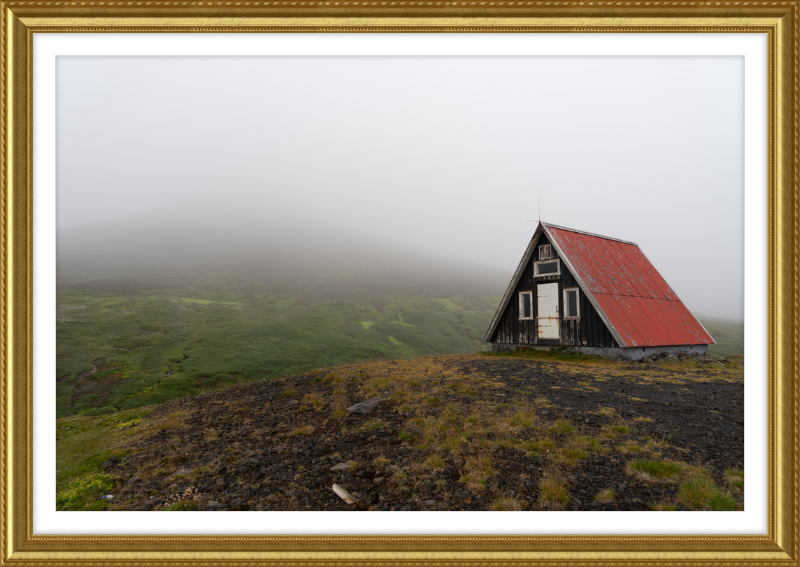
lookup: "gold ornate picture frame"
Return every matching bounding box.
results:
[1,4,798,565]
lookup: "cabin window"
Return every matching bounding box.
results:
[563,288,580,318]
[534,259,560,277]
[538,244,552,260]
[519,291,534,320]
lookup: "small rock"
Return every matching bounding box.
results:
[333,483,358,504]
[207,500,222,509]
[385,465,400,474]
[109,455,119,464]
[346,398,383,415]
[101,461,114,471]
[287,400,299,406]
[330,462,352,471]
[166,468,192,480]
[126,474,141,487]
[520,500,530,509]
[423,499,436,506]
[664,402,671,407]
[373,477,385,486]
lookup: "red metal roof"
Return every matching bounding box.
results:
[545,224,714,348]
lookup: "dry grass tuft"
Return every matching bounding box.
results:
[593,488,615,503]
[288,425,315,436]
[424,454,446,470]
[548,419,575,434]
[330,402,346,419]
[300,393,324,411]
[538,469,570,509]
[491,496,522,511]
[460,454,495,494]
[372,455,390,467]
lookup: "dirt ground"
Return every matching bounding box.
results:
[102,353,744,512]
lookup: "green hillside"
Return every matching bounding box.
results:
[697,317,744,357]
[57,286,743,420]
[57,289,499,418]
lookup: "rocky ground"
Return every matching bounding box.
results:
[100,352,744,512]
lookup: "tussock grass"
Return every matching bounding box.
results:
[330,402,346,419]
[522,437,555,456]
[492,496,522,511]
[548,420,575,434]
[460,455,495,493]
[725,468,744,492]
[300,393,324,411]
[424,454,445,470]
[678,469,739,511]
[618,440,643,454]
[538,469,570,509]
[288,425,315,436]
[628,459,683,481]
[372,455,390,467]
[593,488,615,504]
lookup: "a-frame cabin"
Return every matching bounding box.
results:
[483,222,714,360]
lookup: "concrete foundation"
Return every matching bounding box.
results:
[491,343,708,360]
[575,344,708,360]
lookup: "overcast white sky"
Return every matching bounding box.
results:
[57,56,744,319]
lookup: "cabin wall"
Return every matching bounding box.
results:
[490,233,617,348]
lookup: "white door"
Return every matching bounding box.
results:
[537,283,560,340]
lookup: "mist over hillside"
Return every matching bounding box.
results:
[57,209,510,299]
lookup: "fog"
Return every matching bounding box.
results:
[57,56,744,318]
[56,208,509,299]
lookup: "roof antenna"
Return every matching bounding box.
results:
[526,191,542,226]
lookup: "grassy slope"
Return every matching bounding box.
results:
[697,318,744,357]
[57,290,499,418]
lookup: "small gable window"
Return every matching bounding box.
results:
[538,244,552,260]
[534,259,560,277]
[519,291,534,320]
[563,287,580,318]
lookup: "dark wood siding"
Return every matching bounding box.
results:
[490,233,618,348]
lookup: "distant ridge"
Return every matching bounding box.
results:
[57,210,508,300]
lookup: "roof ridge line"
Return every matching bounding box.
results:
[542,222,639,246]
